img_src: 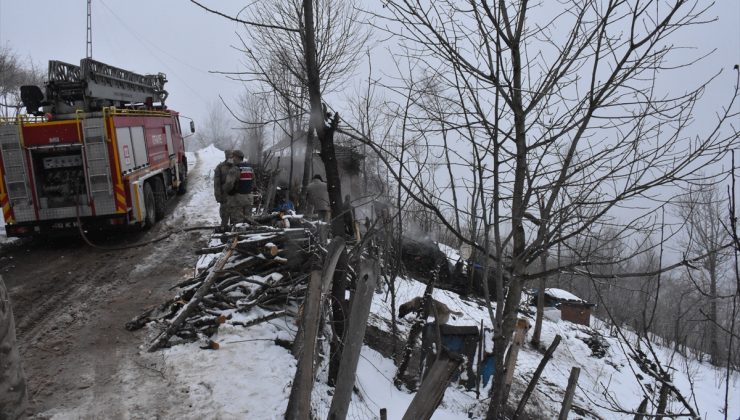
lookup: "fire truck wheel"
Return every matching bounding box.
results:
[152,177,167,220]
[177,162,187,195]
[143,182,157,229]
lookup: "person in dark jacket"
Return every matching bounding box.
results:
[305,174,330,221]
[272,188,295,213]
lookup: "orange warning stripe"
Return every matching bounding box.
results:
[114,185,127,212]
[106,114,128,214]
[0,193,13,224]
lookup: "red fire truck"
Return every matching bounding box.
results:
[0,58,192,237]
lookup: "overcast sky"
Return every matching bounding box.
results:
[0,0,248,124]
[1,0,738,137]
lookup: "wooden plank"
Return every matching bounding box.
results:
[558,367,580,420]
[291,237,346,358]
[286,237,347,419]
[285,270,323,420]
[401,351,462,420]
[328,259,378,420]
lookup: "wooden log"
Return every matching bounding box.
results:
[196,245,226,255]
[328,260,379,420]
[148,238,237,352]
[558,367,580,420]
[171,266,210,290]
[125,297,179,331]
[401,350,462,420]
[513,335,562,419]
[230,310,286,328]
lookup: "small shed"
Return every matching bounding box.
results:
[532,288,595,327]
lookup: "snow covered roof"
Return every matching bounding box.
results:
[436,242,461,263]
[544,288,587,303]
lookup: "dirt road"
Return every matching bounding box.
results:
[1,151,220,418]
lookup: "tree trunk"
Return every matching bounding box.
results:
[709,260,719,365]
[488,31,529,417]
[531,252,547,347]
[300,0,347,237]
[655,378,670,420]
[287,98,296,199]
[300,120,314,207]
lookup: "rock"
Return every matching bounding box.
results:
[58,313,74,324]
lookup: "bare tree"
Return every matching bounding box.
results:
[214,0,369,208]
[0,45,44,118]
[193,100,238,152]
[358,1,740,416]
[675,182,732,365]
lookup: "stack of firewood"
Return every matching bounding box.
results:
[126,223,324,351]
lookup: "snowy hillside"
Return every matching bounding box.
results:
[129,146,738,419]
[149,271,739,418]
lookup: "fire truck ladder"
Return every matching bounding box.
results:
[81,117,116,214]
[47,58,168,111]
[0,125,33,222]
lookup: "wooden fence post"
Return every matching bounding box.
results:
[286,237,346,419]
[502,318,530,401]
[558,367,580,420]
[291,237,345,358]
[513,335,562,419]
[328,259,378,420]
[285,270,323,420]
[401,350,462,420]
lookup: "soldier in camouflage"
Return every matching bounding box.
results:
[213,149,233,229]
[223,150,252,225]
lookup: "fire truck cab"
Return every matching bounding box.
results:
[0,58,190,237]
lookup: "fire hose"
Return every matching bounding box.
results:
[73,180,216,251]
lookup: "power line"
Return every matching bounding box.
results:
[97,0,242,107]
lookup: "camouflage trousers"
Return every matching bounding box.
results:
[223,194,253,226]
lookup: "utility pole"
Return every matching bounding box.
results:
[86,0,93,59]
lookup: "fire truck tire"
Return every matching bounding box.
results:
[143,183,157,229]
[177,162,187,195]
[152,178,166,220]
